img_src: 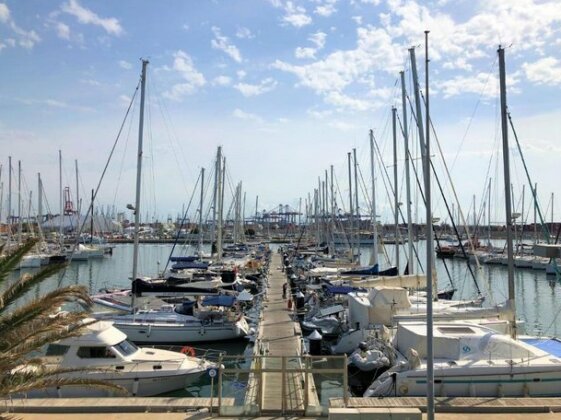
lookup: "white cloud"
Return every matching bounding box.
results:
[325,91,372,111]
[274,26,401,110]
[294,31,327,59]
[314,0,338,17]
[61,0,123,36]
[162,50,206,101]
[352,16,362,25]
[211,26,242,63]
[56,22,70,39]
[213,75,232,86]
[295,47,316,59]
[310,31,326,49]
[118,60,132,70]
[0,3,41,49]
[233,108,263,122]
[0,3,10,23]
[234,78,278,97]
[283,2,312,27]
[523,57,561,85]
[236,26,254,39]
[237,70,247,79]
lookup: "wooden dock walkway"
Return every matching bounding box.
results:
[254,252,320,414]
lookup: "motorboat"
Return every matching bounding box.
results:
[17,319,214,397]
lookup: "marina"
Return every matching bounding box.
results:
[2,2,561,419]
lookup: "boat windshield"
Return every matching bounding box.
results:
[113,340,139,356]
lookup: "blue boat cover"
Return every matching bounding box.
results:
[202,295,236,307]
[324,285,364,295]
[522,338,561,357]
[170,256,199,262]
[171,261,209,270]
[341,264,398,276]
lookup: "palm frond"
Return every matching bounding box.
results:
[2,375,128,397]
[0,315,95,363]
[0,240,38,285]
[0,262,68,312]
[0,285,92,340]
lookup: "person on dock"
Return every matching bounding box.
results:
[282,282,288,299]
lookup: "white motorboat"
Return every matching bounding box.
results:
[364,321,561,397]
[19,319,214,398]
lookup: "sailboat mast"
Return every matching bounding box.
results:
[392,107,399,270]
[17,160,22,244]
[38,173,43,225]
[131,59,149,312]
[401,72,414,273]
[7,156,11,226]
[347,152,354,261]
[498,46,517,339]
[198,167,205,253]
[353,148,359,260]
[75,159,80,215]
[369,130,378,267]
[424,30,435,420]
[59,150,63,247]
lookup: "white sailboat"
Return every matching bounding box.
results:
[95,60,249,344]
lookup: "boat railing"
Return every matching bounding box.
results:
[150,344,226,362]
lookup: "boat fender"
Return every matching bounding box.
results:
[398,384,408,395]
[180,346,196,357]
[132,378,139,396]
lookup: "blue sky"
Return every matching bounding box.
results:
[1,0,561,225]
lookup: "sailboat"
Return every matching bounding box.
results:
[363,46,561,398]
[94,60,249,344]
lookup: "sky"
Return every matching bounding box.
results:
[1,0,561,226]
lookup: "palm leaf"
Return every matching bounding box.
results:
[0,239,38,285]
[0,262,68,312]
[0,285,92,340]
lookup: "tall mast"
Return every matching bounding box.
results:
[75,159,80,215]
[217,154,225,260]
[347,152,354,261]
[392,106,399,270]
[17,160,22,244]
[424,31,435,420]
[59,150,63,247]
[7,157,11,227]
[488,179,492,247]
[353,148,360,260]
[38,173,43,225]
[90,189,94,241]
[198,167,205,253]
[369,130,378,267]
[534,183,537,244]
[498,46,516,339]
[215,147,223,258]
[401,71,414,273]
[211,151,218,244]
[131,59,149,312]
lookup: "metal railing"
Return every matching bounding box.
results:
[216,354,348,416]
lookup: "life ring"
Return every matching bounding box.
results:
[398,384,409,395]
[180,346,196,357]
